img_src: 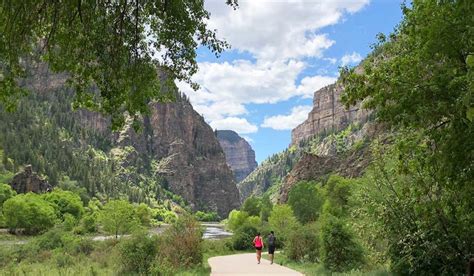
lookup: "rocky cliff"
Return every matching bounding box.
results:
[291,83,369,146]
[9,165,52,194]
[1,62,240,217]
[278,122,384,203]
[216,130,257,183]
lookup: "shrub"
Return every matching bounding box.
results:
[3,193,57,234]
[63,213,78,231]
[74,213,98,234]
[232,224,258,250]
[227,210,249,231]
[286,223,320,262]
[42,189,84,219]
[320,214,364,272]
[117,231,158,274]
[241,196,261,217]
[0,183,16,206]
[135,203,152,226]
[195,211,219,222]
[156,215,202,271]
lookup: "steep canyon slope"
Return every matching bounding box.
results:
[238,81,375,203]
[0,62,239,217]
[216,130,257,183]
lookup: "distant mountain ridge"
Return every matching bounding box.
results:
[216,130,258,183]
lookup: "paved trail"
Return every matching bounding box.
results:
[208,253,302,276]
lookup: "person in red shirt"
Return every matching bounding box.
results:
[252,232,264,264]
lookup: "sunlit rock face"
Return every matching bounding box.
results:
[291,83,369,146]
[216,130,258,183]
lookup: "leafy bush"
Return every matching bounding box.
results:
[117,231,158,274]
[286,223,320,262]
[62,213,78,231]
[155,215,203,271]
[3,193,57,234]
[241,196,261,217]
[42,189,84,219]
[0,183,16,206]
[74,213,98,234]
[227,210,249,231]
[195,211,219,222]
[320,214,364,272]
[135,203,152,226]
[231,224,258,250]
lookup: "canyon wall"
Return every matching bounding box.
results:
[216,130,257,183]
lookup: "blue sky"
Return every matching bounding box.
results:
[179,0,403,164]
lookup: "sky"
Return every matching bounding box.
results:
[177,0,404,164]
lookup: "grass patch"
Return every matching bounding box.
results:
[264,252,392,276]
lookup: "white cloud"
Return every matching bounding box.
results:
[210,117,258,134]
[205,0,369,61]
[296,75,337,98]
[261,105,313,130]
[341,52,363,66]
[176,0,370,135]
[324,57,338,64]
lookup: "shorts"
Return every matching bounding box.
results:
[268,245,276,254]
[255,246,262,251]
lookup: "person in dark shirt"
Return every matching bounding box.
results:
[267,231,276,264]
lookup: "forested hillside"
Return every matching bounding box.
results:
[0,65,240,216]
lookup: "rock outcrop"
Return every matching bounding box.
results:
[291,83,369,146]
[279,122,385,203]
[216,130,258,183]
[9,165,52,194]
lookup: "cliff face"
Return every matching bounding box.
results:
[6,62,240,217]
[291,83,369,146]
[142,99,240,216]
[278,122,384,203]
[216,130,257,183]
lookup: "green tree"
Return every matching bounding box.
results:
[0,183,16,206]
[99,200,137,238]
[241,196,261,217]
[3,193,57,234]
[135,203,152,226]
[287,181,323,224]
[43,189,84,220]
[320,213,364,272]
[340,0,473,184]
[323,175,354,217]
[355,140,474,274]
[268,204,299,245]
[259,194,273,222]
[118,231,158,274]
[227,210,249,231]
[0,1,237,128]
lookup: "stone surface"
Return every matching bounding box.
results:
[291,83,369,146]
[9,165,52,194]
[278,122,385,203]
[216,130,258,183]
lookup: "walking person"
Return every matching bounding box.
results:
[267,231,276,264]
[252,232,264,264]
